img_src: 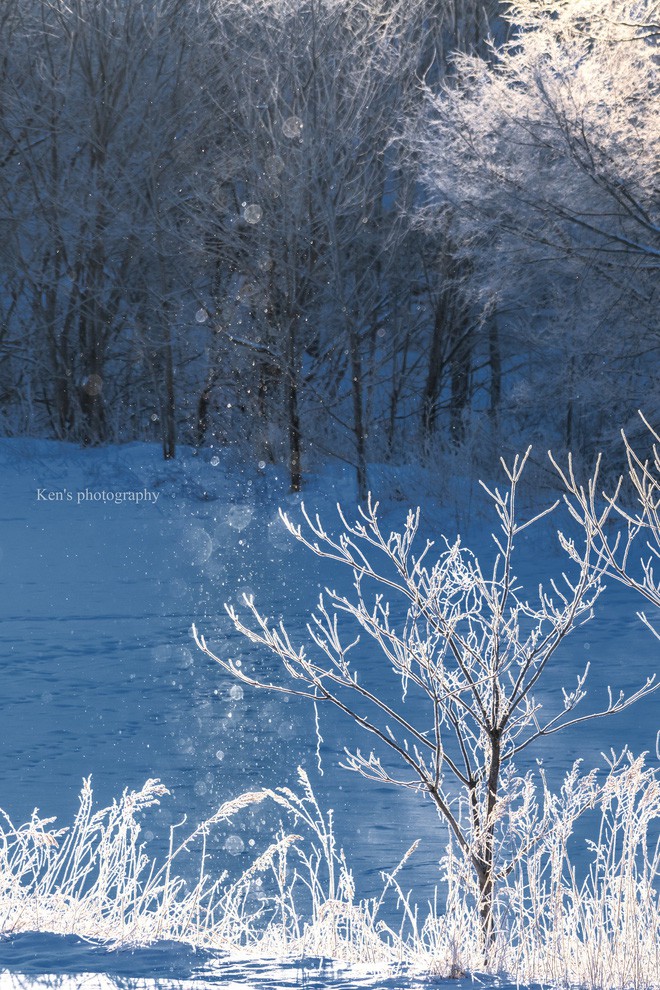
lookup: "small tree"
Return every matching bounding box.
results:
[194,449,658,946]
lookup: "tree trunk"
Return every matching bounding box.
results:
[476,732,502,949]
[79,290,105,447]
[287,375,302,493]
[422,302,446,438]
[348,320,368,502]
[449,324,471,446]
[257,360,278,463]
[196,380,212,449]
[286,319,302,493]
[488,318,501,423]
[565,356,576,451]
[387,327,410,454]
[476,862,495,948]
[161,325,176,460]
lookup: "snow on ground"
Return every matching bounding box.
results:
[0,439,658,988]
[0,942,490,990]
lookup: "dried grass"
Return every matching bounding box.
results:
[0,761,658,989]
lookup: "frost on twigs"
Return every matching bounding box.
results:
[197,447,660,953]
[553,412,660,641]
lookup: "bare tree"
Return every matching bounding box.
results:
[183,0,508,491]
[0,0,200,447]
[194,449,658,945]
[187,0,432,492]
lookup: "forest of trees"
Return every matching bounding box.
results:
[0,0,657,493]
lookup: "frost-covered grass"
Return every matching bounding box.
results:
[1,760,658,990]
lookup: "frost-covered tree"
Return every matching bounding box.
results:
[195,450,659,945]
[410,0,660,456]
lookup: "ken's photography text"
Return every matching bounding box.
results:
[36,487,160,505]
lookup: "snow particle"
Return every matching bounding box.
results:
[179,647,193,668]
[268,516,292,551]
[82,374,103,397]
[195,308,208,323]
[265,155,284,175]
[243,204,263,224]
[229,684,244,701]
[282,116,303,139]
[180,523,213,563]
[224,834,244,856]
[153,644,192,667]
[215,750,225,761]
[227,504,254,531]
